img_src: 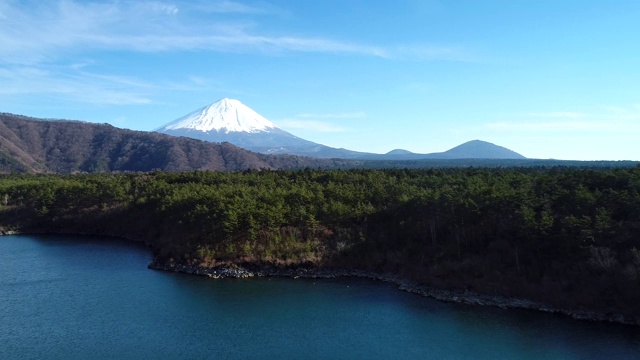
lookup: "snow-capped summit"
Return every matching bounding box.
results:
[157,98,339,155]
[157,99,526,160]
[159,98,277,134]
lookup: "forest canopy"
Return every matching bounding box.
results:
[1,166,639,319]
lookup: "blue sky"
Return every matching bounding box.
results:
[1,0,639,160]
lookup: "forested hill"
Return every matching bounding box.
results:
[0,113,356,173]
[1,167,639,323]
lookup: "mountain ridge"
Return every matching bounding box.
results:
[157,98,526,160]
[2,112,637,173]
[157,99,349,157]
[0,112,355,173]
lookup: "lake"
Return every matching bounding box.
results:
[1,234,639,359]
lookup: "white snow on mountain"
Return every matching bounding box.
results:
[156,98,525,159]
[160,98,277,134]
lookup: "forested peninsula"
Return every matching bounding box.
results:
[1,167,639,324]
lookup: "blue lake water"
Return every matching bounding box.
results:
[1,234,639,360]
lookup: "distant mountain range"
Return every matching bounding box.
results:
[2,111,637,174]
[358,140,525,160]
[156,98,368,158]
[0,113,354,173]
[157,98,526,160]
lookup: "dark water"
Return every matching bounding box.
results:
[1,235,639,360]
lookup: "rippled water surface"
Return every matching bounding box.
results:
[1,235,639,360]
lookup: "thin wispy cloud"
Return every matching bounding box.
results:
[604,105,640,121]
[0,64,153,105]
[0,63,214,105]
[486,106,640,133]
[0,0,467,64]
[277,111,367,133]
[524,112,587,119]
[297,112,367,119]
[0,0,473,111]
[486,121,615,132]
[277,119,349,133]
[191,0,271,14]
[144,2,180,15]
[393,44,477,62]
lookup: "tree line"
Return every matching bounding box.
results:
[1,166,639,318]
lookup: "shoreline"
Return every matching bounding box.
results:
[2,230,636,326]
[148,258,638,326]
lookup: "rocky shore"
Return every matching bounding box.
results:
[2,230,635,326]
[0,228,18,236]
[148,258,638,326]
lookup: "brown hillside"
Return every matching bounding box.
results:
[0,113,354,173]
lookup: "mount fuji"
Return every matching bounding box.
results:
[157,98,526,160]
[156,98,365,158]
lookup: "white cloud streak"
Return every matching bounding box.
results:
[0,0,467,64]
[277,119,349,133]
[486,106,640,133]
[191,0,271,14]
[523,112,587,119]
[394,44,476,62]
[0,64,214,105]
[296,112,367,119]
[0,0,470,106]
[486,121,616,132]
[277,111,367,133]
[0,64,153,105]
